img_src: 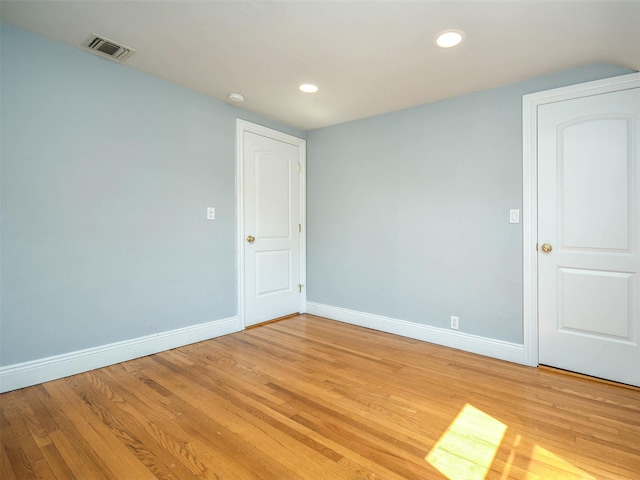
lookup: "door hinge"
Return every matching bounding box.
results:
[298,284,304,293]
[298,224,301,233]
[297,163,301,173]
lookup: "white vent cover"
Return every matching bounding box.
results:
[82,34,135,62]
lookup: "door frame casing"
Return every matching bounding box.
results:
[236,119,307,329]
[522,72,640,367]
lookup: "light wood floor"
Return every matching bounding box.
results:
[1,314,639,479]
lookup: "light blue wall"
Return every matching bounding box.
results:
[306,63,634,344]
[0,24,303,365]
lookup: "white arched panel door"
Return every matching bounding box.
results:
[537,85,640,386]
[238,121,306,327]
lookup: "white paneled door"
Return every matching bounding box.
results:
[537,84,640,386]
[238,121,305,327]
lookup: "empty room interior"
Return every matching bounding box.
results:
[1,1,639,479]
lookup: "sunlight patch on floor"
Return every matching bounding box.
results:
[525,445,596,480]
[426,404,597,480]
[425,403,507,479]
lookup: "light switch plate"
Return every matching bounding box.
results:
[207,207,215,220]
[509,209,520,224]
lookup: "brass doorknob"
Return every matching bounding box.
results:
[246,235,255,244]
[541,243,553,253]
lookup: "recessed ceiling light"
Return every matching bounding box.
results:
[435,30,464,48]
[228,93,245,103]
[299,83,319,93]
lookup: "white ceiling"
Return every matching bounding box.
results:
[2,1,639,131]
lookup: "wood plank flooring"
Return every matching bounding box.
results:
[1,314,639,479]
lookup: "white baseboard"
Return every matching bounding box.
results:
[0,316,240,393]
[306,302,524,365]
[1,307,525,393]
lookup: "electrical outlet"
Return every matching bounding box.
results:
[450,316,459,330]
[207,207,215,220]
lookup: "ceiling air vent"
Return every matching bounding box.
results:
[82,34,135,62]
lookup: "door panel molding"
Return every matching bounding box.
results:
[236,120,306,328]
[522,72,640,368]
